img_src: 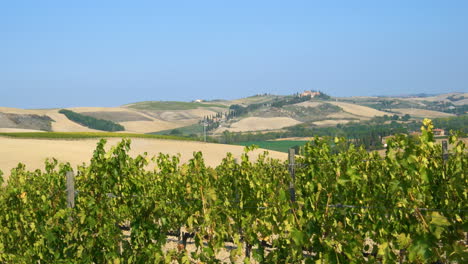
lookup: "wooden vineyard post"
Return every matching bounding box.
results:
[234,158,240,206]
[442,140,448,162]
[245,243,252,259]
[66,171,75,208]
[288,148,296,203]
[234,158,243,252]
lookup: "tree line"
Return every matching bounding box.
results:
[215,115,467,150]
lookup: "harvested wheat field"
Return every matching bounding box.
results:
[0,137,287,179]
[155,108,221,122]
[329,102,389,117]
[326,111,362,120]
[0,107,101,132]
[216,117,301,133]
[0,107,51,115]
[69,106,136,113]
[0,128,45,133]
[0,106,202,134]
[392,108,455,118]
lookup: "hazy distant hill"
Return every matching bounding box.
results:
[0,92,466,134]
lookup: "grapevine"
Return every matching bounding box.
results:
[0,119,466,263]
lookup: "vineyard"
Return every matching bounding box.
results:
[0,119,466,263]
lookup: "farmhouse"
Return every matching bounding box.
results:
[433,128,445,136]
[300,90,321,98]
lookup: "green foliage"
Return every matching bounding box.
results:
[446,104,468,115]
[223,115,467,150]
[0,120,466,263]
[59,109,125,132]
[236,140,308,153]
[169,129,182,135]
[433,115,468,134]
[315,91,331,100]
[227,103,264,118]
[225,93,333,122]
[402,114,411,121]
[150,123,207,137]
[270,95,312,108]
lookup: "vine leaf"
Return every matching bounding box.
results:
[291,229,305,245]
[430,212,450,239]
[430,212,450,227]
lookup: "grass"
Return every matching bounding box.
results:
[150,123,205,136]
[126,101,227,110]
[0,132,194,141]
[235,140,309,153]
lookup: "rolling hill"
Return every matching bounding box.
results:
[1,92,466,177]
[0,92,466,135]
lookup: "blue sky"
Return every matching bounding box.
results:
[1,0,467,108]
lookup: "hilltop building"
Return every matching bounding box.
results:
[300,90,321,98]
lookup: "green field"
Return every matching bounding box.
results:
[0,132,192,141]
[126,101,227,110]
[235,140,309,153]
[150,123,205,136]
